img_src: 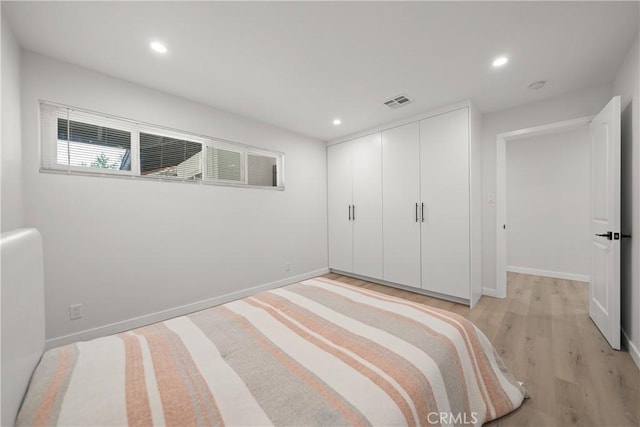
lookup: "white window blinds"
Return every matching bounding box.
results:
[206,146,242,182]
[42,106,135,175]
[248,153,277,187]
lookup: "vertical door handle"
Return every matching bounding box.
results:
[348,205,351,221]
[421,203,425,222]
[415,203,419,222]
[352,205,355,220]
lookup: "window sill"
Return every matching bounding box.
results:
[39,168,285,191]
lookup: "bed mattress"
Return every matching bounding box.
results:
[17,277,526,426]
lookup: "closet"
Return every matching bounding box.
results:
[327,133,383,279]
[381,121,421,288]
[328,103,481,306]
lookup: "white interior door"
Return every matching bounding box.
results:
[382,122,421,287]
[589,96,621,350]
[352,133,383,279]
[420,108,470,299]
[328,142,353,272]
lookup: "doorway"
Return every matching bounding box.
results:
[495,117,593,298]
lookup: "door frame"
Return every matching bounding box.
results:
[495,116,594,298]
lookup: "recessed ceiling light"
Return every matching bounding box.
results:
[492,56,509,67]
[150,41,168,54]
[529,80,546,90]
[333,119,342,125]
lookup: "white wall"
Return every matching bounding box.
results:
[506,126,590,280]
[1,13,24,232]
[482,83,613,292]
[21,52,328,346]
[614,33,640,367]
[0,13,24,427]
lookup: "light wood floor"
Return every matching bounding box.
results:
[322,272,640,427]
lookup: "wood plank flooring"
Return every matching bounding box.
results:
[322,271,640,427]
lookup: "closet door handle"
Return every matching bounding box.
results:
[348,205,351,221]
[415,203,419,222]
[421,203,425,222]
[352,205,355,220]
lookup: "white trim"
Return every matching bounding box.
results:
[495,116,594,299]
[44,268,329,349]
[506,266,589,282]
[39,168,285,191]
[482,287,498,297]
[622,329,640,370]
[327,100,471,146]
[496,130,507,298]
[330,269,471,306]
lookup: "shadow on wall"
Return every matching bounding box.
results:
[621,100,633,343]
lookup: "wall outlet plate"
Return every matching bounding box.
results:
[69,304,82,320]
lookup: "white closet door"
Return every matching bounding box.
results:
[382,122,421,288]
[328,142,353,272]
[352,133,383,279]
[420,108,470,299]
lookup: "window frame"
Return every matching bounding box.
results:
[39,101,285,190]
[42,105,138,176]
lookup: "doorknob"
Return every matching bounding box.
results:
[595,231,613,240]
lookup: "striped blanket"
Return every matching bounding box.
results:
[17,277,526,426]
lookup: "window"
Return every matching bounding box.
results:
[140,132,202,180]
[40,102,284,189]
[206,146,242,182]
[57,119,131,171]
[248,153,278,187]
[41,105,136,175]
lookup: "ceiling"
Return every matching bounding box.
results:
[3,1,638,141]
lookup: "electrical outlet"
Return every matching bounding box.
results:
[69,304,82,320]
[285,262,291,272]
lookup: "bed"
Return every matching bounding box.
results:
[4,229,526,426]
[14,276,525,426]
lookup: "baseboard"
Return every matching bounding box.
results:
[622,329,640,370]
[329,269,471,306]
[506,266,589,283]
[482,287,499,297]
[45,268,329,349]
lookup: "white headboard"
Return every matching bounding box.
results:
[1,228,45,426]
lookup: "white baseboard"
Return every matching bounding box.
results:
[329,269,470,306]
[622,329,640,371]
[482,287,499,297]
[45,268,329,349]
[506,266,589,283]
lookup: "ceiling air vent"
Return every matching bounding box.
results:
[383,94,413,109]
